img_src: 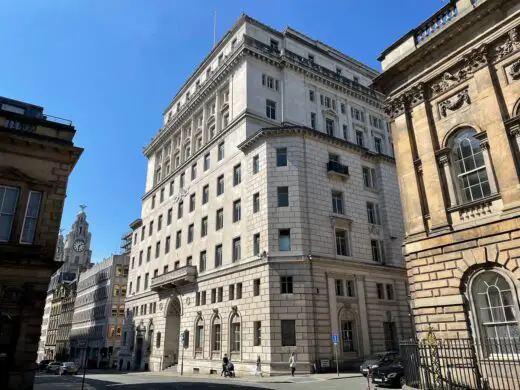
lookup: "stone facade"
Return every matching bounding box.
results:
[376,0,520,343]
[69,254,129,368]
[121,15,412,376]
[0,96,82,389]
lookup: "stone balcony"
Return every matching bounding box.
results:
[150,266,197,291]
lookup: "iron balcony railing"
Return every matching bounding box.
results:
[327,160,349,176]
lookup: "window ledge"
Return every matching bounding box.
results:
[447,193,501,213]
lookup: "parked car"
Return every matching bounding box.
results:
[45,361,62,374]
[360,351,399,376]
[58,362,78,375]
[38,359,52,371]
[372,360,405,388]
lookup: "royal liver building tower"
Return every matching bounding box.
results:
[37,207,92,361]
[122,15,413,375]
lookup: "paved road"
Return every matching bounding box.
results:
[34,372,374,390]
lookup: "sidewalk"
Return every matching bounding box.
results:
[126,370,363,383]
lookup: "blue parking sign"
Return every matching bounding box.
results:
[332,334,339,344]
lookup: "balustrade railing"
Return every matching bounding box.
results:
[415,3,458,45]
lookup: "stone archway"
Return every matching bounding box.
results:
[162,297,181,369]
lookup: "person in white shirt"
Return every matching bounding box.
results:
[288,352,296,377]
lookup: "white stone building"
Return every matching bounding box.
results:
[122,15,412,375]
[69,254,129,368]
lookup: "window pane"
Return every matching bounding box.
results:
[22,192,42,243]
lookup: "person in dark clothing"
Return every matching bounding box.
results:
[221,354,229,376]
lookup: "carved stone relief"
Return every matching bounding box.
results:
[509,59,520,81]
[495,26,520,61]
[439,89,471,118]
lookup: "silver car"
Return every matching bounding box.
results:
[59,362,78,375]
[46,362,62,374]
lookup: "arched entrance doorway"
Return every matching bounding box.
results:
[162,297,181,370]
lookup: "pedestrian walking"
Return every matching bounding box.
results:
[289,352,296,377]
[255,355,263,377]
[221,354,229,376]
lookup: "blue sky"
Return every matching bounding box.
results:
[1,0,442,263]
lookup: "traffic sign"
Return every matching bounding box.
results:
[332,334,339,344]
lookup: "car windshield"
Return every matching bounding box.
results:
[63,362,75,366]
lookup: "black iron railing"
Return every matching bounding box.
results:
[327,161,349,176]
[400,338,520,390]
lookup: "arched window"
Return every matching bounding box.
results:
[156,332,161,348]
[195,317,204,352]
[230,313,241,352]
[212,316,221,352]
[470,270,520,354]
[449,128,491,203]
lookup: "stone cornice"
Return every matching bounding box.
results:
[238,125,395,164]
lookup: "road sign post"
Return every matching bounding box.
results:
[80,339,88,390]
[331,334,339,377]
[180,332,184,376]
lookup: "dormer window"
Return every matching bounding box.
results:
[270,39,279,51]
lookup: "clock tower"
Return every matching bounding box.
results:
[60,205,92,275]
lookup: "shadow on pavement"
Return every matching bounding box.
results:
[35,374,274,389]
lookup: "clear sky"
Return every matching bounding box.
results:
[1,0,443,263]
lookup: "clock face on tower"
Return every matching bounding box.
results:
[73,239,86,253]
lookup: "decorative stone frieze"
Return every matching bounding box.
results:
[439,89,471,117]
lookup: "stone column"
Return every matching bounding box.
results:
[388,102,426,237]
[202,102,208,145]
[327,276,339,340]
[355,276,370,356]
[409,86,450,232]
[476,135,498,195]
[437,150,458,207]
[215,92,221,133]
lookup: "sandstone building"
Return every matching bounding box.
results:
[0,96,82,389]
[122,15,413,375]
[376,0,520,374]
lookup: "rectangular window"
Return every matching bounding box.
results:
[199,251,206,272]
[311,112,316,129]
[366,202,381,225]
[324,96,331,108]
[332,191,344,214]
[270,38,279,51]
[155,241,160,258]
[383,322,398,351]
[254,321,261,346]
[336,229,349,256]
[160,188,164,203]
[371,240,384,263]
[266,99,276,119]
[178,201,183,219]
[191,163,197,180]
[309,90,315,102]
[386,284,394,300]
[326,118,334,137]
[281,320,296,346]
[253,233,260,256]
[335,279,344,296]
[201,291,206,305]
[231,321,241,352]
[253,278,260,296]
[276,148,287,167]
[236,282,242,299]
[308,54,314,62]
[229,284,235,300]
[164,265,169,274]
[20,191,41,244]
[201,216,208,237]
[217,175,224,196]
[277,186,289,207]
[232,237,241,261]
[167,208,172,225]
[146,246,151,262]
[144,273,149,290]
[362,167,377,189]
[202,184,209,204]
[189,193,195,212]
[152,195,156,210]
[216,208,224,230]
[149,221,153,236]
[374,137,383,154]
[215,244,222,267]
[188,224,194,243]
[153,269,158,278]
[212,323,220,351]
[376,283,385,300]
[170,181,174,196]
[233,199,241,222]
[141,226,145,241]
[180,172,185,188]
[139,250,143,266]
[211,288,216,304]
[253,193,260,213]
[281,276,293,294]
[342,124,348,140]
[176,230,182,249]
[346,280,355,297]
[279,229,291,251]
[158,215,163,231]
[204,153,210,171]
[253,155,260,174]
[218,141,225,161]
[233,164,241,186]
[196,292,200,306]
[356,130,364,147]
[218,287,223,302]
[136,276,141,292]
[174,260,180,269]
[342,321,355,352]
[341,103,346,114]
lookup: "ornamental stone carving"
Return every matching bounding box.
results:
[439,89,471,117]
[385,95,406,119]
[406,83,426,107]
[509,59,520,80]
[495,26,520,60]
